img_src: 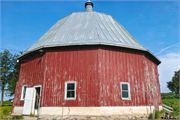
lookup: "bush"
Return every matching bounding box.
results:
[3,108,9,116]
[171,111,180,117]
[159,110,166,115]
[148,113,153,119]
[11,115,24,119]
[173,106,180,112]
[155,111,160,119]
[161,93,179,99]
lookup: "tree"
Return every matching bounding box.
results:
[0,50,13,106]
[167,70,179,94]
[6,54,20,96]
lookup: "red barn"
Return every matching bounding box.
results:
[12,1,162,117]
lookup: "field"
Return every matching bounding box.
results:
[162,99,179,105]
[0,101,13,119]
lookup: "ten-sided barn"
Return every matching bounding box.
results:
[12,1,162,116]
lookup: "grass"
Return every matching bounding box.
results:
[162,99,180,118]
[148,113,153,119]
[2,101,13,106]
[1,102,12,119]
[162,99,179,106]
[155,111,160,119]
[1,101,24,119]
[171,111,180,117]
[11,115,24,119]
[159,109,166,114]
[29,113,35,117]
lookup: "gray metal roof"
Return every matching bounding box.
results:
[18,2,161,64]
[21,12,147,55]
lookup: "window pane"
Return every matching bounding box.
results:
[67,83,74,90]
[122,91,129,98]
[122,84,128,90]
[67,91,75,98]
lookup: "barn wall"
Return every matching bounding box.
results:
[98,46,161,108]
[99,46,147,106]
[143,55,162,110]
[13,53,46,107]
[41,47,99,107]
[13,45,161,109]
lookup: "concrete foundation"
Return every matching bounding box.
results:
[13,106,23,115]
[13,106,162,116]
[39,106,156,116]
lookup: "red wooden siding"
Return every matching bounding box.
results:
[99,47,146,106]
[13,46,162,109]
[41,47,99,106]
[143,55,162,110]
[98,46,161,109]
[13,53,45,106]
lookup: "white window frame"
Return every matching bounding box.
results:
[64,81,77,100]
[120,82,131,100]
[21,85,27,101]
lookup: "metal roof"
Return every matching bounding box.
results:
[20,11,147,55]
[18,1,161,64]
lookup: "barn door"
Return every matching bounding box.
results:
[23,88,34,115]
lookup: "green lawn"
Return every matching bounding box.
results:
[0,101,13,119]
[162,99,179,106]
[162,99,180,117]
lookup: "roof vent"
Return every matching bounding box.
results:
[85,0,93,12]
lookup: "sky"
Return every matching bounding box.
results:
[0,0,179,101]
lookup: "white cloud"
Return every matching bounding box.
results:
[158,52,180,93]
[156,43,180,55]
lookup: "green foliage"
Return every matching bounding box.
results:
[30,113,35,117]
[11,115,24,119]
[2,101,13,106]
[167,70,179,94]
[148,113,153,119]
[155,111,160,119]
[161,92,179,99]
[162,99,179,118]
[0,49,21,106]
[0,101,23,119]
[3,108,10,116]
[159,110,166,115]
[1,50,14,106]
[162,99,179,107]
[6,53,20,96]
[171,111,180,117]
[173,106,180,112]
[0,101,12,119]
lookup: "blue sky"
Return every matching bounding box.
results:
[0,0,179,100]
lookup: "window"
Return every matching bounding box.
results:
[21,85,27,100]
[65,81,76,100]
[120,82,131,100]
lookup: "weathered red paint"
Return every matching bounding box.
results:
[13,45,162,110]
